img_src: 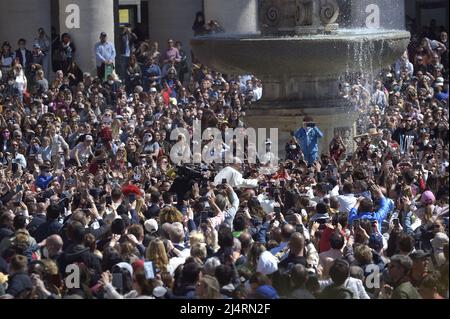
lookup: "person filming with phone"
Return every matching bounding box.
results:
[294,116,324,167]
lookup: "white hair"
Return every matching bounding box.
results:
[203,257,221,276]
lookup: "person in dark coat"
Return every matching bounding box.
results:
[57,221,102,285]
[6,255,32,298]
[15,38,33,77]
[0,211,14,243]
[33,205,63,243]
[26,203,47,237]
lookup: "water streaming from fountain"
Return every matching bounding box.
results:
[191,0,410,157]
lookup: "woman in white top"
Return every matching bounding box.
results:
[12,64,27,101]
[69,135,94,167]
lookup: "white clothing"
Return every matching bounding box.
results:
[213,166,258,188]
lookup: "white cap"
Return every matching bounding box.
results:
[115,262,133,276]
[144,219,158,233]
[256,251,278,275]
[153,286,168,298]
[435,77,444,86]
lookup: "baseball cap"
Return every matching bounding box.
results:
[256,251,278,275]
[144,219,158,233]
[150,87,157,93]
[435,77,444,87]
[85,134,93,141]
[153,286,168,298]
[255,285,279,299]
[114,262,133,276]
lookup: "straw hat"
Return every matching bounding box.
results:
[354,128,382,140]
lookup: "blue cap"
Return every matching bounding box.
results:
[255,285,279,299]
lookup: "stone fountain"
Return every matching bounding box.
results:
[191,0,410,157]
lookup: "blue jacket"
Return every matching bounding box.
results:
[34,219,63,243]
[348,197,394,226]
[35,175,53,190]
[294,127,323,165]
[143,64,161,84]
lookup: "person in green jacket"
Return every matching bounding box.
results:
[389,254,422,299]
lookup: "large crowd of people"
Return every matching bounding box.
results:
[0,17,448,300]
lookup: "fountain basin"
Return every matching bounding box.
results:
[191,30,410,77]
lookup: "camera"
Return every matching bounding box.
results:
[306,122,316,128]
[393,218,399,227]
[274,206,281,219]
[112,272,123,292]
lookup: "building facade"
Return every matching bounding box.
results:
[0,0,447,76]
[0,0,203,76]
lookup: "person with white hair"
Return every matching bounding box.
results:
[394,50,414,78]
[203,257,221,276]
[431,221,449,267]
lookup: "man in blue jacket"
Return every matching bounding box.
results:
[294,116,324,166]
[348,183,394,227]
[35,165,53,190]
[143,56,161,92]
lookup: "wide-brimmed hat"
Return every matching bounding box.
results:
[219,121,231,128]
[354,127,382,139]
